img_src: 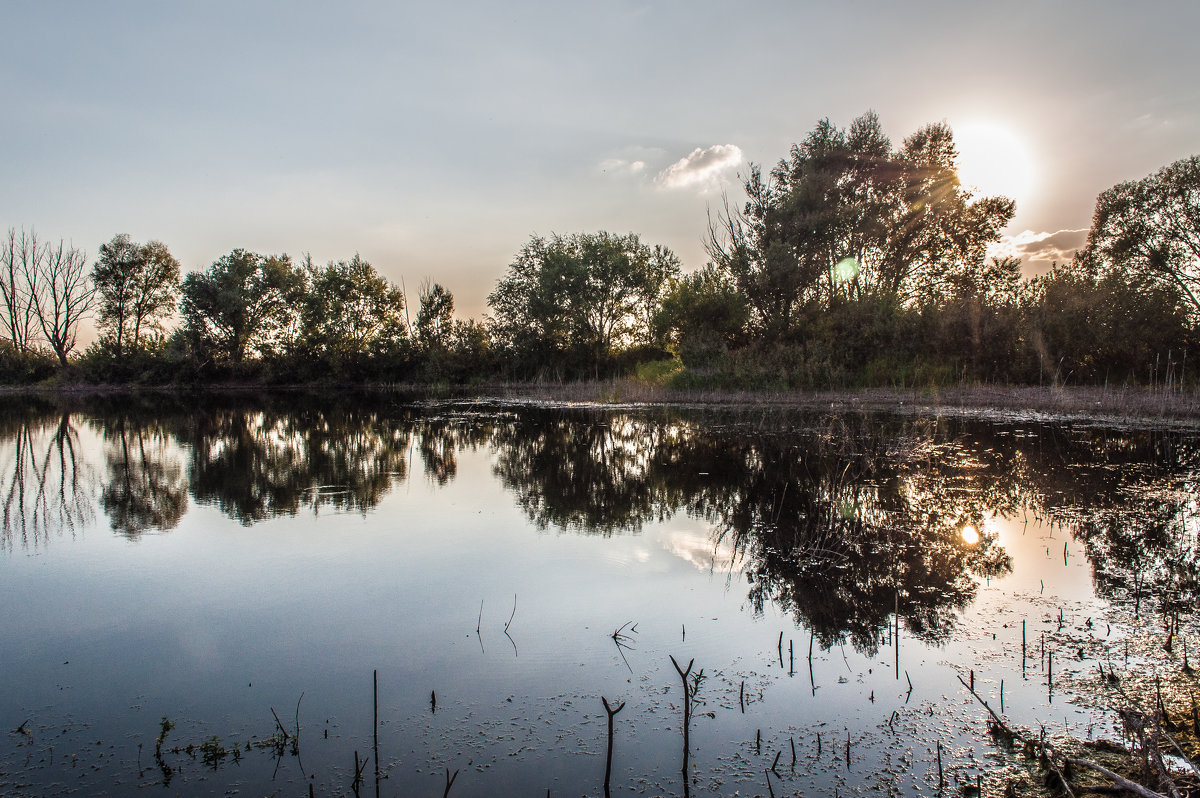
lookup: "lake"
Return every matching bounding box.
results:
[1,393,1197,797]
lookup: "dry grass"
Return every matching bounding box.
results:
[482,380,1200,423]
[7,379,1200,423]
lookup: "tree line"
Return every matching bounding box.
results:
[3,111,1198,388]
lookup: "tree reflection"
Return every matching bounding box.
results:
[491,415,667,534]
[3,394,1198,653]
[489,409,1016,652]
[666,416,1013,654]
[0,405,93,550]
[99,417,187,538]
[181,405,412,524]
[1039,431,1200,620]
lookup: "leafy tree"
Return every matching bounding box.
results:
[91,234,141,357]
[181,250,305,365]
[655,264,749,365]
[129,241,180,351]
[1023,261,1194,385]
[707,112,1014,337]
[1081,154,1200,315]
[488,231,680,374]
[91,235,179,357]
[300,255,408,367]
[415,281,454,351]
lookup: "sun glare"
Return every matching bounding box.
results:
[954,123,1035,207]
[961,524,980,545]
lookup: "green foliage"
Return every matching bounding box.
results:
[415,282,454,351]
[1024,261,1196,385]
[1081,154,1200,315]
[299,255,409,380]
[634,357,686,387]
[707,111,1014,338]
[655,264,749,367]
[77,332,193,385]
[181,250,305,367]
[488,231,680,377]
[199,735,227,768]
[92,235,181,358]
[0,340,58,384]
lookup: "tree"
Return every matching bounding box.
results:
[28,238,95,366]
[92,235,180,357]
[181,249,305,365]
[415,281,454,351]
[707,112,1014,337]
[1081,154,1200,315]
[655,264,749,365]
[129,241,180,351]
[488,231,680,373]
[1023,260,1194,385]
[91,234,141,357]
[0,228,41,352]
[300,255,407,364]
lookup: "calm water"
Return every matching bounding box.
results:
[1,394,1197,797]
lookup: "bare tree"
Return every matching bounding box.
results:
[0,228,42,352]
[28,239,95,365]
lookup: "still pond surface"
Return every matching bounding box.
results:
[1,394,1197,797]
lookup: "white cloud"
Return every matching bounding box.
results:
[598,158,646,176]
[988,228,1087,265]
[655,144,743,192]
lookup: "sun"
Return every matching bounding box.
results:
[953,123,1036,207]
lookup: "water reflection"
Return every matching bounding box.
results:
[100,416,186,537]
[491,412,1014,652]
[1,398,1198,651]
[181,405,412,524]
[0,403,94,550]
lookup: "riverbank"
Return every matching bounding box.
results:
[5,380,1200,423]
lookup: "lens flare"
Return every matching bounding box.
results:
[961,524,980,545]
[834,257,860,284]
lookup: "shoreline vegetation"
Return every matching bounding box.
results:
[5,379,1200,422]
[4,118,1199,402]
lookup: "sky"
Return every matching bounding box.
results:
[3,1,1199,320]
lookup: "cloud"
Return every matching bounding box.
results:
[655,144,743,192]
[597,157,646,176]
[988,228,1087,265]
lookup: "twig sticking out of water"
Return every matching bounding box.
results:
[504,594,517,633]
[442,766,459,797]
[611,622,638,674]
[431,690,437,714]
[601,696,625,797]
[352,750,369,797]
[670,655,696,789]
[373,672,380,798]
